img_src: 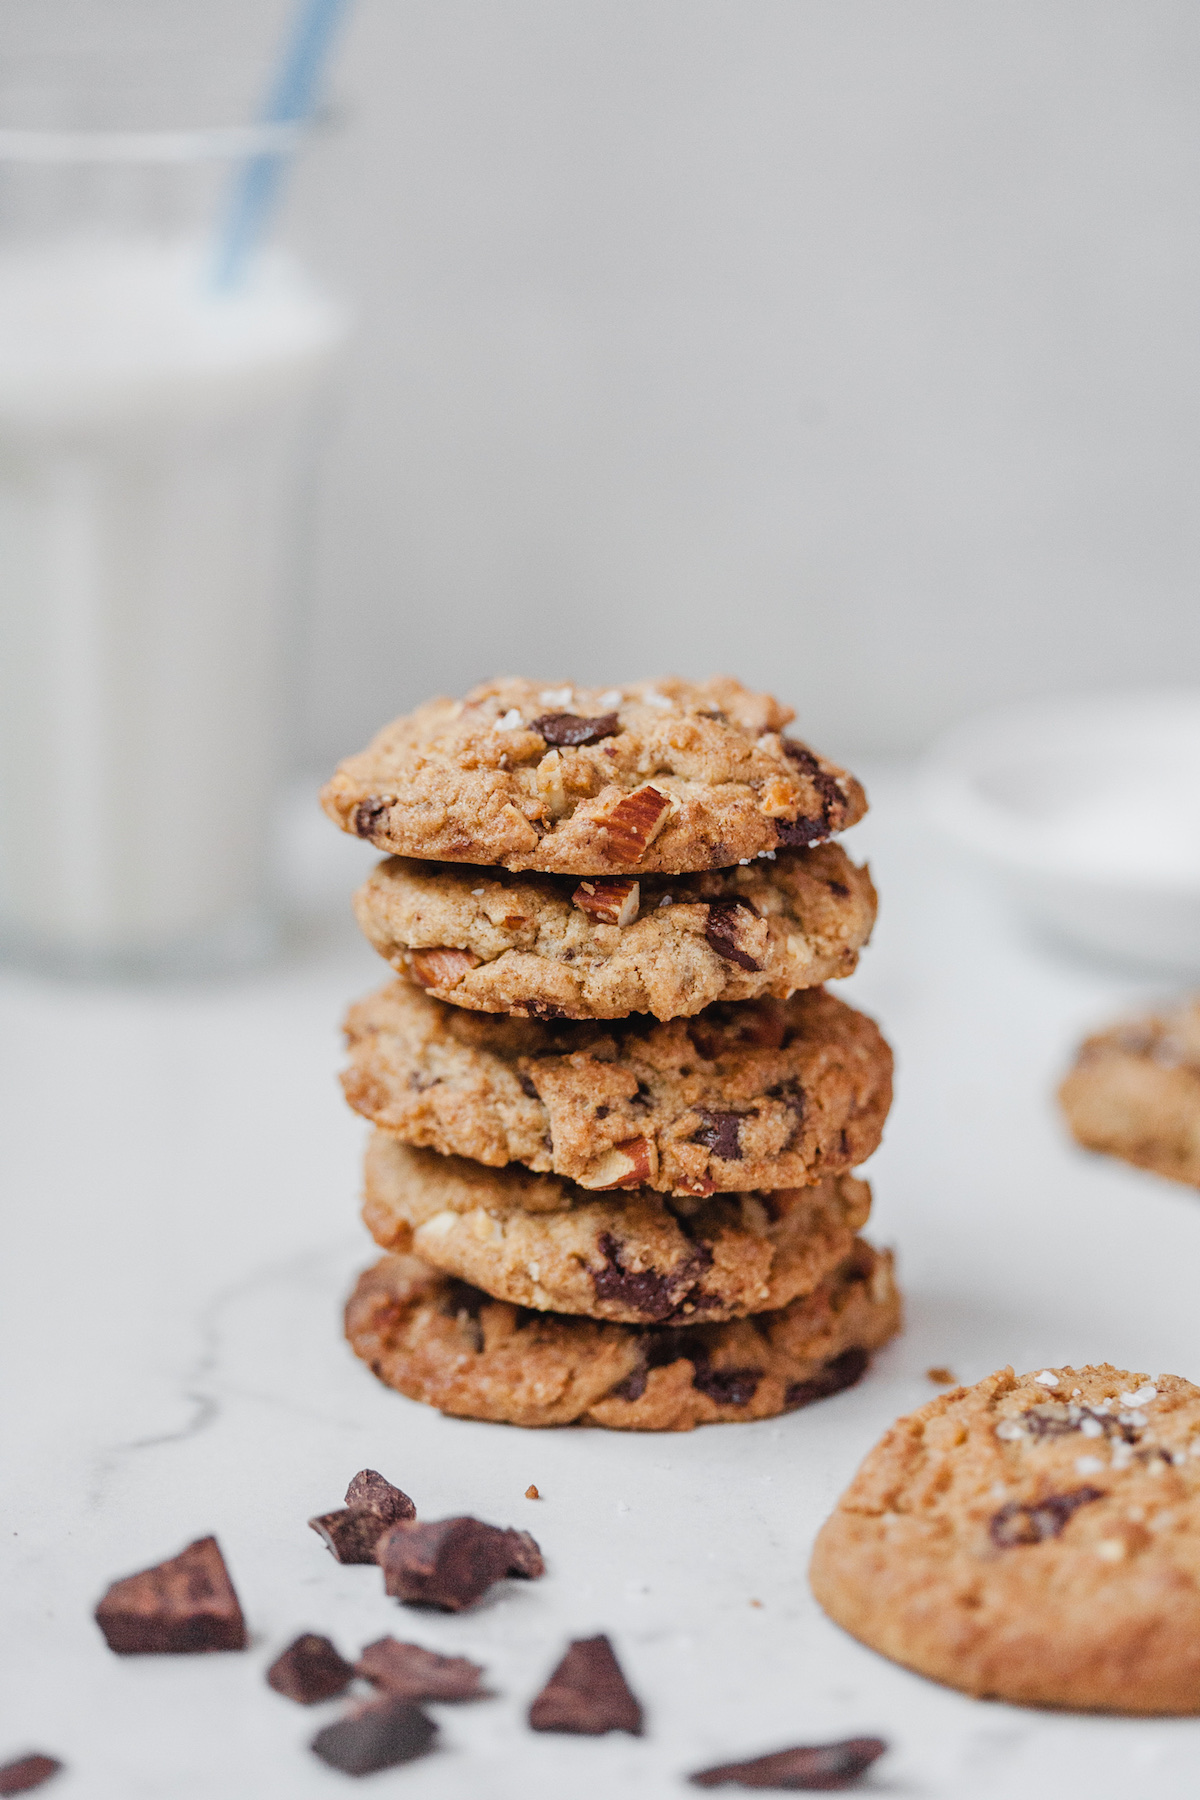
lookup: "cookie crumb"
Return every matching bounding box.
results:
[926,1366,957,1386]
[749,1598,762,1608]
[525,1485,540,1500]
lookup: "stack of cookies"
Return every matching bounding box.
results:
[320,677,900,1431]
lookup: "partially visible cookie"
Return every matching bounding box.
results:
[320,677,866,876]
[1059,1000,1200,1187]
[361,1135,872,1326]
[344,1241,900,1431]
[342,982,892,1196]
[352,844,876,1021]
[810,1363,1200,1713]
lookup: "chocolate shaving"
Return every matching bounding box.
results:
[353,795,394,840]
[704,898,762,972]
[375,1517,544,1611]
[531,711,620,747]
[0,1756,63,1796]
[356,1636,486,1701]
[94,1535,247,1655]
[989,1486,1105,1548]
[690,1108,744,1161]
[311,1699,437,1776]
[690,1735,887,1789]
[784,1346,870,1411]
[528,1634,644,1735]
[267,1634,355,1704]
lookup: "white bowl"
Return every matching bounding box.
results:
[920,690,1200,970]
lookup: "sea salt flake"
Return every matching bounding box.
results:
[539,686,573,707]
[642,689,673,710]
[1075,1456,1104,1475]
[1120,1385,1158,1407]
[1034,1371,1060,1387]
[471,888,485,896]
[597,689,622,708]
[1080,1417,1104,1438]
[496,708,523,731]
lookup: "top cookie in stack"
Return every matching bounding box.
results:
[324,677,898,1430]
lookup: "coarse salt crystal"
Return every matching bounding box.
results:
[739,858,751,865]
[658,895,673,907]
[1075,1456,1104,1475]
[643,688,673,709]
[539,686,573,707]
[597,689,622,708]
[1120,1384,1157,1407]
[757,849,776,859]
[1034,1371,1060,1387]
[495,708,523,731]
[1080,1417,1104,1437]
[471,888,485,896]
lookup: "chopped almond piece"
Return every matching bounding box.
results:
[409,947,482,989]
[587,1137,655,1189]
[599,785,671,863]
[572,879,640,927]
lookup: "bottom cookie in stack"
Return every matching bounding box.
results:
[345,1238,901,1432]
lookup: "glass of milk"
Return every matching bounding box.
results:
[0,126,348,975]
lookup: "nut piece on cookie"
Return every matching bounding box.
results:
[1059,998,1200,1188]
[810,1362,1200,1713]
[353,845,876,1022]
[320,677,866,875]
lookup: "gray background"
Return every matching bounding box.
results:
[9,0,1200,763]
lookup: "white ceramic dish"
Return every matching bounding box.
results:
[920,689,1200,970]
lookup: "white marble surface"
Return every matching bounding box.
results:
[5,768,1200,1798]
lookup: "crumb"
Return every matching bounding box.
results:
[749,1599,763,1608]
[926,1367,958,1386]
[525,1485,540,1500]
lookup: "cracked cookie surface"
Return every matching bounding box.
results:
[344,1241,899,1431]
[342,981,892,1196]
[320,677,866,875]
[361,1135,872,1325]
[810,1363,1200,1713]
[353,843,876,1021]
[1059,999,1200,1188]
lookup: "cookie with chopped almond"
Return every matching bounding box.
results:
[361,1133,871,1325]
[344,1241,899,1431]
[1059,998,1200,1188]
[352,842,876,1022]
[320,677,866,876]
[341,981,891,1196]
[810,1363,1200,1713]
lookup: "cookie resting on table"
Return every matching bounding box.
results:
[810,1363,1200,1713]
[344,1241,900,1431]
[362,1134,872,1326]
[320,677,866,876]
[352,842,876,1022]
[341,981,892,1196]
[1059,999,1200,1189]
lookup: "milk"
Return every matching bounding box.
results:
[0,237,346,971]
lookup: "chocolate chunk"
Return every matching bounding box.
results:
[774,815,828,848]
[531,711,620,747]
[267,1634,355,1704]
[690,1108,744,1161]
[826,878,850,898]
[309,1509,394,1565]
[608,1359,649,1402]
[344,1469,416,1523]
[357,1636,486,1701]
[375,1517,544,1611]
[311,1698,437,1776]
[528,1634,643,1735]
[989,1486,1105,1548]
[94,1535,247,1655]
[592,1232,707,1321]
[690,1361,763,1406]
[690,1735,887,1789]
[704,898,762,972]
[527,1000,568,1019]
[518,1072,539,1098]
[0,1756,63,1795]
[353,795,393,839]
[782,741,846,819]
[784,1346,871,1411]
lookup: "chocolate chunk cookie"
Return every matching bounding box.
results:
[352,843,876,1022]
[1059,999,1200,1188]
[810,1363,1200,1713]
[320,678,866,875]
[342,982,892,1196]
[344,1241,900,1431]
[362,1135,872,1325]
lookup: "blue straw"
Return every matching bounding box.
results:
[212,0,349,289]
